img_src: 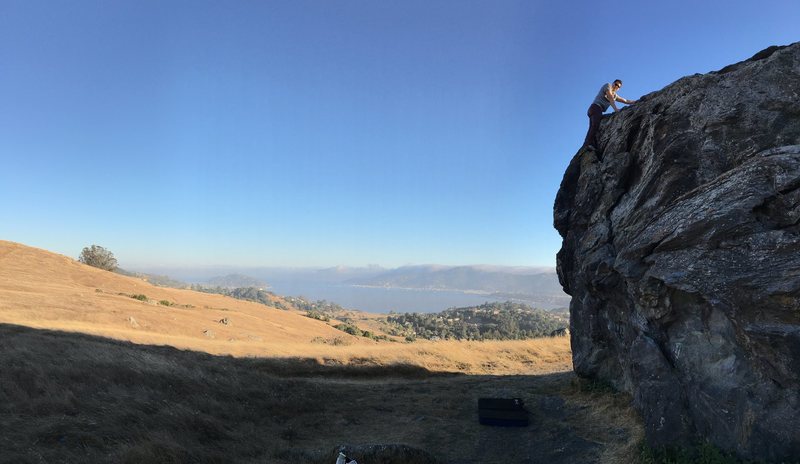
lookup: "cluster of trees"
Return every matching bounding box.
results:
[288,297,345,314]
[386,301,567,341]
[190,285,288,310]
[291,297,353,323]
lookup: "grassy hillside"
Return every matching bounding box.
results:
[0,240,649,462]
[0,240,345,352]
[0,240,572,374]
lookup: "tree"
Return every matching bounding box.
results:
[78,245,118,271]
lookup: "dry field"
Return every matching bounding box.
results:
[0,240,644,463]
[0,240,571,375]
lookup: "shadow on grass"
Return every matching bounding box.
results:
[0,323,624,464]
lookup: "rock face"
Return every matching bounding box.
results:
[554,43,800,461]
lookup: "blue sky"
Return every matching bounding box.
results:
[1,0,798,268]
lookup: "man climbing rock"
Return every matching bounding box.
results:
[583,79,637,151]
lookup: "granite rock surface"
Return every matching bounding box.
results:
[554,42,800,461]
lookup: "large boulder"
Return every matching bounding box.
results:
[554,42,800,461]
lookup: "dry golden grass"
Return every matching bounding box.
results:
[0,324,641,464]
[0,240,572,375]
[563,378,647,464]
[0,240,344,348]
[0,240,644,463]
[300,337,572,375]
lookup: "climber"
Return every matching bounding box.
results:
[583,79,637,151]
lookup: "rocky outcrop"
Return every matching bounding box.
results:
[554,43,800,461]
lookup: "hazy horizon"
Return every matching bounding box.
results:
[127,261,558,281]
[124,260,568,313]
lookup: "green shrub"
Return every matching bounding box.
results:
[332,324,391,342]
[334,323,363,337]
[305,310,330,322]
[130,294,148,302]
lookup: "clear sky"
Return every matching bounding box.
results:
[1,0,798,268]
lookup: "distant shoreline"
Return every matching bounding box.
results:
[349,284,493,295]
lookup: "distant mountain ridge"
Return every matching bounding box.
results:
[131,264,571,311]
[204,273,269,289]
[115,269,189,289]
[348,265,565,296]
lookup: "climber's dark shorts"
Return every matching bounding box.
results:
[583,103,604,148]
